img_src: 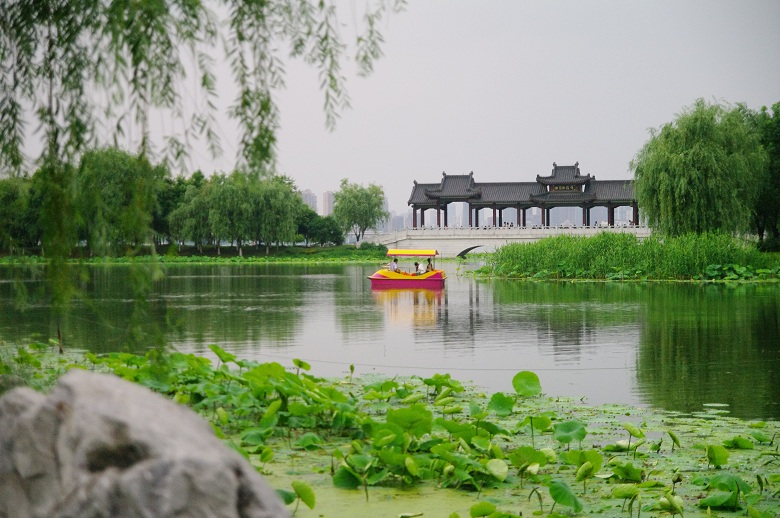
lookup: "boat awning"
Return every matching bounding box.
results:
[386,249,439,257]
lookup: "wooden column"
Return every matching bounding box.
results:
[522,208,527,227]
[607,204,614,226]
[541,204,546,226]
[475,208,480,227]
[516,204,522,226]
[436,206,441,227]
[498,208,503,227]
[421,208,425,227]
[444,204,448,227]
[412,208,417,228]
[632,202,639,225]
[582,207,588,226]
[468,204,473,227]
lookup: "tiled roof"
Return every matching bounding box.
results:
[536,162,592,185]
[407,165,634,207]
[476,182,543,204]
[424,172,481,200]
[590,180,634,202]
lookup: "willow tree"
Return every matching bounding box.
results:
[333,178,389,242]
[1,0,401,346]
[750,102,780,244]
[631,99,767,236]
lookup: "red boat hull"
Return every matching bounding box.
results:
[368,269,446,290]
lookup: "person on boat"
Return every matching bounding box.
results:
[416,262,426,275]
[425,258,433,272]
[388,258,399,272]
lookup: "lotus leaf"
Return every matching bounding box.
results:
[387,404,433,438]
[291,480,315,509]
[512,371,542,397]
[548,479,583,512]
[553,420,587,445]
[487,392,516,416]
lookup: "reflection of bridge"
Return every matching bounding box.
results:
[364,226,652,258]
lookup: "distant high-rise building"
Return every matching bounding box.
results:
[300,189,317,212]
[321,191,335,216]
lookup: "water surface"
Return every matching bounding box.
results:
[1,263,778,419]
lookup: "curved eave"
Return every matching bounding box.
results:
[536,176,591,185]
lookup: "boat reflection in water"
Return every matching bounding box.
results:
[371,288,444,327]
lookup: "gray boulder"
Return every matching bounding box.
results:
[0,369,289,518]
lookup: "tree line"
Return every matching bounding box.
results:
[0,148,390,256]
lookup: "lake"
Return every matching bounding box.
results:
[1,262,778,420]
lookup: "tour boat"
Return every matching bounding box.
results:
[368,249,446,289]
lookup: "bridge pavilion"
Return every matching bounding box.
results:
[407,162,637,228]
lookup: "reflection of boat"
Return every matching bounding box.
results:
[368,249,446,289]
[372,288,443,326]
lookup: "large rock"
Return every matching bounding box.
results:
[0,370,289,518]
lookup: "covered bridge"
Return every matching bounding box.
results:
[407,162,637,228]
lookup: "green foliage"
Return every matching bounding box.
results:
[511,371,542,396]
[0,0,402,176]
[631,98,768,236]
[291,480,316,510]
[487,392,515,416]
[548,480,583,513]
[693,473,752,510]
[553,420,587,447]
[73,149,163,256]
[6,346,780,516]
[486,232,780,280]
[706,444,730,468]
[333,179,389,242]
[749,102,780,242]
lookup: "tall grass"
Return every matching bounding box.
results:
[486,232,779,280]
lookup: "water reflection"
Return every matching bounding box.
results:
[372,290,443,327]
[637,284,780,419]
[1,263,778,419]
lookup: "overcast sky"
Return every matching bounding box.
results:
[211,0,780,214]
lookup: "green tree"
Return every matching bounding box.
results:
[631,99,768,236]
[333,179,389,242]
[296,205,320,247]
[154,175,189,246]
[0,177,36,253]
[1,1,403,176]
[207,172,254,256]
[168,179,213,253]
[252,175,301,254]
[749,102,780,245]
[312,215,345,246]
[73,148,163,256]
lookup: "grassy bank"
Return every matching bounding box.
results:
[2,344,779,517]
[482,232,780,281]
[0,243,389,265]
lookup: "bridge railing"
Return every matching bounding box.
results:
[362,225,652,258]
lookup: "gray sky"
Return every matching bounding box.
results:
[216,1,780,214]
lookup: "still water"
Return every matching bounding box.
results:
[1,263,778,419]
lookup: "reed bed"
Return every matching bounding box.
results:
[486,232,780,280]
